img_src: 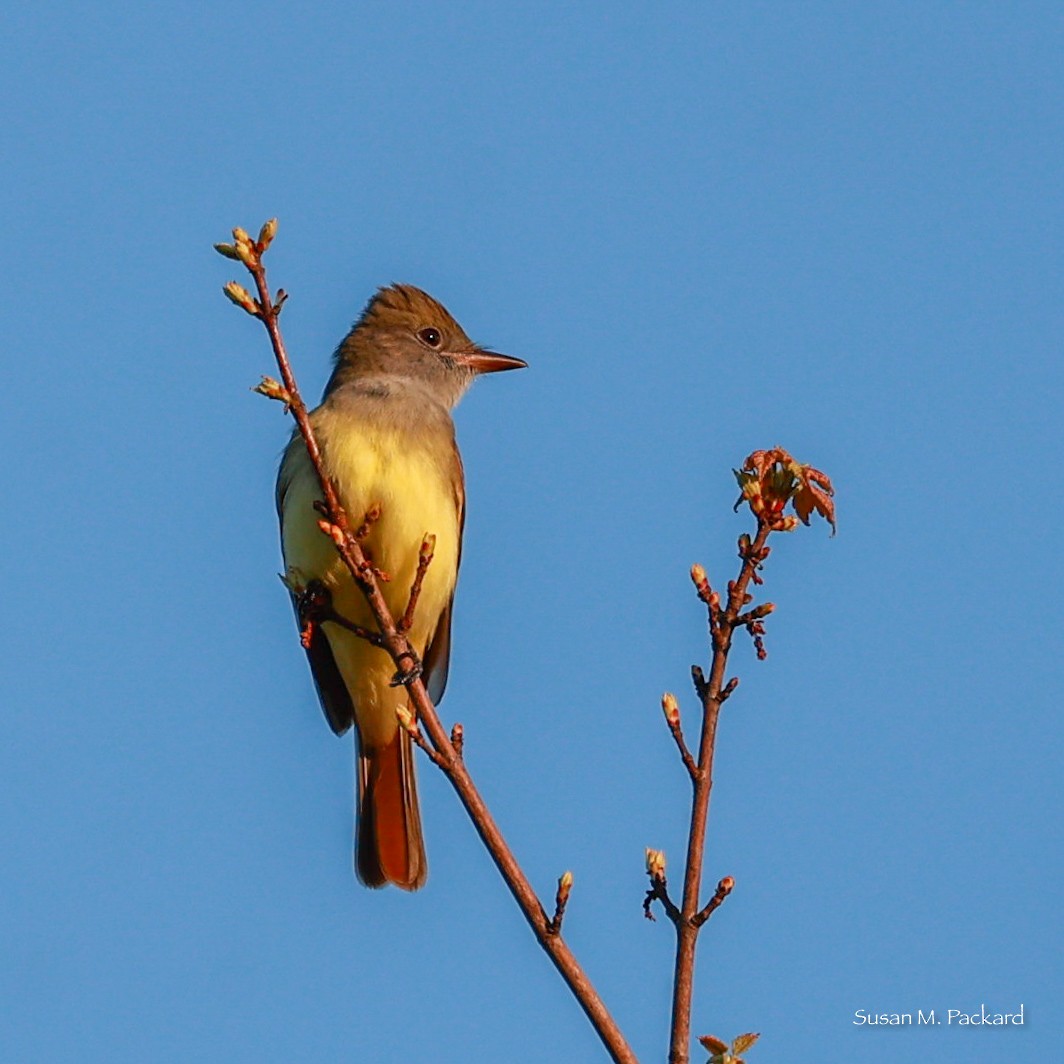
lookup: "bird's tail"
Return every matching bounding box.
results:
[355,724,427,890]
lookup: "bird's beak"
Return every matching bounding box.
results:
[450,347,528,374]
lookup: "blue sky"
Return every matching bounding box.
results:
[2,3,1061,1061]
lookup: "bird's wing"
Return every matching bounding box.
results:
[277,433,355,736]
[297,606,355,736]
[421,440,465,705]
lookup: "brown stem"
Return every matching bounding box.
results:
[548,872,573,935]
[667,718,698,783]
[692,876,734,928]
[643,874,682,925]
[398,536,435,634]
[325,613,382,645]
[398,716,446,769]
[239,244,637,1064]
[296,581,384,647]
[667,524,772,1064]
[293,583,385,646]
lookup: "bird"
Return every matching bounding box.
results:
[276,284,525,890]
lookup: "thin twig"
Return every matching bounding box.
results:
[734,603,774,628]
[692,876,734,928]
[295,580,383,647]
[668,722,698,783]
[398,535,436,634]
[661,694,698,782]
[644,874,682,926]
[396,709,447,769]
[548,871,574,935]
[718,678,739,703]
[223,227,637,1064]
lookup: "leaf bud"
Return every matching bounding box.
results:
[557,870,573,906]
[661,692,680,727]
[257,217,278,250]
[316,519,344,546]
[230,227,257,265]
[222,281,259,315]
[253,376,291,403]
[732,1032,759,1054]
[645,848,666,879]
[698,1035,729,1055]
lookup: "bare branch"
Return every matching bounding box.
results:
[667,521,771,1063]
[663,446,833,1062]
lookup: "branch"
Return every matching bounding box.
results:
[219,222,637,1064]
[667,523,770,1064]
[692,876,734,929]
[661,450,834,1063]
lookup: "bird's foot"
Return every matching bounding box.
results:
[296,581,333,647]
[389,657,423,688]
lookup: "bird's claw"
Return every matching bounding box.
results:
[389,659,423,687]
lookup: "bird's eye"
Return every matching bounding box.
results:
[418,327,442,348]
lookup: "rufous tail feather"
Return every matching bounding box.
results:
[355,727,426,890]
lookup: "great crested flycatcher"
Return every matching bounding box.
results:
[276,284,525,890]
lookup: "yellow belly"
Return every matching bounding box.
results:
[281,408,460,746]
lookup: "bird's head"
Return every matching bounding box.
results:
[330,284,526,406]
